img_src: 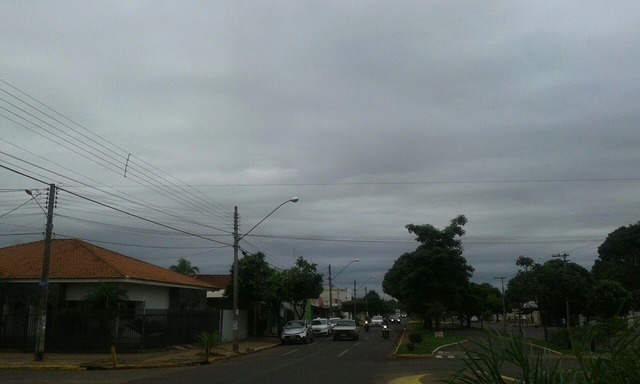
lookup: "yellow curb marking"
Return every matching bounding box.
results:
[389,373,430,384]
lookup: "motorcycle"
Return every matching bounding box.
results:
[363,321,370,332]
[382,324,389,339]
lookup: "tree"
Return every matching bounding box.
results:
[461,283,503,328]
[226,252,274,303]
[588,279,632,320]
[592,221,640,309]
[362,290,389,317]
[283,256,323,319]
[516,255,536,272]
[170,257,200,276]
[530,260,593,328]
[383,215,473,330]
[83,283,129,314]
[225,252,284,335]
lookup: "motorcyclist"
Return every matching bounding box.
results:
[382,318,390,339]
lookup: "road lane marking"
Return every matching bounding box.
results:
[337,350,349,358]
[283,349,298,356]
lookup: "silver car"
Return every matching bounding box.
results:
[280,320,314,344]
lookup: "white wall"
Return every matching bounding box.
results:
[65,283,170,310]
[219,309,247,342]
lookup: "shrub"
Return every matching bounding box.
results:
[409,332,423,344]
[445,319,640,384]
[196,330,218,359]
[406,343,415,351]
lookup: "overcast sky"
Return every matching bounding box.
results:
[2,1,639,295]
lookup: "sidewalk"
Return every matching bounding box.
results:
[0,337,280,371]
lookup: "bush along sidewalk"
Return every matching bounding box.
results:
[195,330,218,362]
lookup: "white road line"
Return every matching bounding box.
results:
[283,349,299,356]
[337,350,349,358]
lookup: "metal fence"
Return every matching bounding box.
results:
[0,310,220,352]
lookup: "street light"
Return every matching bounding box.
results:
[328,259,359,318]
[353,275,375,318]
[232,197,299,353]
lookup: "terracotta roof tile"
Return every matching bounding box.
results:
[0,239,214,290]
[196,274,231,289]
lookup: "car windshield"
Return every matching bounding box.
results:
[329,318,340,325]
[284,321,305,329]
[336,320,355,327]
[311,319,326,325]
[372,316,383,321]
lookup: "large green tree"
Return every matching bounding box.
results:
[592,221,640,308]
[529,260,593,329]
[588,279,632,320]
[461,282,503,328]
[225,252,287,334]
[382,215,473,330]
[226,252,277,304]
[283,256,323,319]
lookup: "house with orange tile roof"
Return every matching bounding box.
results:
[0,239,223,351]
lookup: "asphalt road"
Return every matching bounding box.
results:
[0,323,462,384]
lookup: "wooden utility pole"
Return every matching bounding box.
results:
[495,276,507,334]
[34,183,56,361]
[553,253,570,327]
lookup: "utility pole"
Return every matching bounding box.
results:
[353,279,356,320]
[34,183,56,361]
[231,198,298,353]
[495,276,507,334]
[232,206,240,353]
[553,253,570,328]
[328,265,332,318]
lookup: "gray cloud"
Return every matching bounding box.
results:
[2,1,640,293]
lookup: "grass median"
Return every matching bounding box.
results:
[396,321,467,355]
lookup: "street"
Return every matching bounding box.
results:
[0,323,459,384]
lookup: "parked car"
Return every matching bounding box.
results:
[311,318,332,336]
[332,319,360,341]
[328,317,341,328]
[370,315,384,326]
[280,320,314,344]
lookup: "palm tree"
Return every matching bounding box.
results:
[83,283,129,314]
[170,257,200,276]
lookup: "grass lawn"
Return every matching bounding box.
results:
[396,321,468,355]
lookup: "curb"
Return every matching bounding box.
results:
[0,343,281,371]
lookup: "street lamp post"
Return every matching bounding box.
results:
[232,197,299,353]
[328,259,359,318]
[353,275,375,319]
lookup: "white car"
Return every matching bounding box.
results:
[371,315,384,326]
[311,318,332,336]
[332,319,360,341]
